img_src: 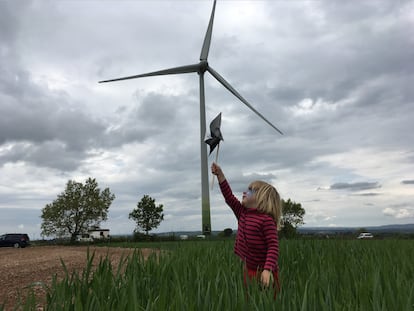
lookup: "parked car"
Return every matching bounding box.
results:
[357,232,374,239]
[0,233,30,248]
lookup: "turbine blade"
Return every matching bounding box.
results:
[99,63,200,83]
[200,0,217,61]
[207,66,284,135]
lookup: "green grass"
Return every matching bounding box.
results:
[96,240,188,250]
[10,239,414,311]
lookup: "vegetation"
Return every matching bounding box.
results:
[216,228,234,238]
[40,178,115,242]
[16,239,414,310]
[281,199,305,238]
[129,195,164,235]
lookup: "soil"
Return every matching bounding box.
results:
[0,245,153,311]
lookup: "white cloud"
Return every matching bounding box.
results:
[289,97,346,117]
[383,207,414,219]
[313,149,414,187]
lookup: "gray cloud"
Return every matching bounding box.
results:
[0,3,108,171]
[104,91,195,147]
[0,82,107,170]
[401,180,414,185]
[352,192,382,197]
[330,182,381,191]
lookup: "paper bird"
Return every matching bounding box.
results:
[205,112,223,155]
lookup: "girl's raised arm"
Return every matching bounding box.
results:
[211,163,244,219]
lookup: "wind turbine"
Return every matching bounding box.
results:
[99,0,283,235]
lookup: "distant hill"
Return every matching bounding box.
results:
[298,223,414,234]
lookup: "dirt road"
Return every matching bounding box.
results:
[0,245,150,310]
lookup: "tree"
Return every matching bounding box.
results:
[218,228,234,238]
[281,199,305,238]
[357,227,367,234]
[129,195,164,235]
[41,178,115,242]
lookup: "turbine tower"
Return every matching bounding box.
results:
[99,0,283,235]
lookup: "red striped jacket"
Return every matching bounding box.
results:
[219,179,279,272]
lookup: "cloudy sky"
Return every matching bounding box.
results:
[1,0,413,238]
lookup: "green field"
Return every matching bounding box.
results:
[14,239,414,310]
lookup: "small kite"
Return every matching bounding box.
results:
[205,112,223,188]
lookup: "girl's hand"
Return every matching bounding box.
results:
[211,162,222,176]
[261,270,272,288]
[211,162,225,183]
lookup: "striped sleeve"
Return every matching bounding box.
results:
[262,217,279,271]
[219,179,244,220]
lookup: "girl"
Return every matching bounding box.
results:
[211,162,281,295]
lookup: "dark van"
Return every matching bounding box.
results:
[0,233,30,248]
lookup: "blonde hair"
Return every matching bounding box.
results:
[250,180,282,230]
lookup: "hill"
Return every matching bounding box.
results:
[298,223,414,234]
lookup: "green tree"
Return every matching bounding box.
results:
[218,228,234,238]
[357,227,367,234]
[41,178,115,242]
[129,195,164,235]
[281,199,305,238]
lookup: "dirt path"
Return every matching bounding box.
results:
[0,245,152,310]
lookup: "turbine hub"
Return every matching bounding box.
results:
[198,60,209,74]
